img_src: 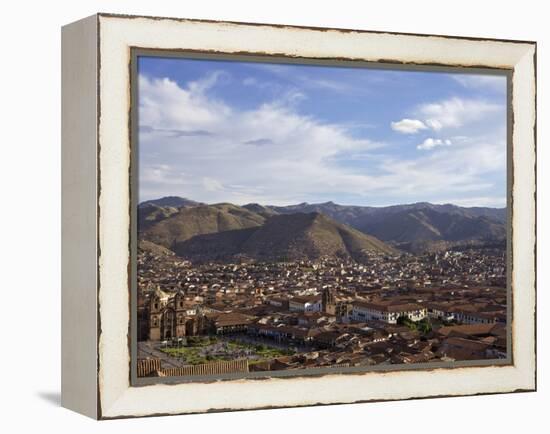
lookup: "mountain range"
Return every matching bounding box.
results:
[138,197,506,261]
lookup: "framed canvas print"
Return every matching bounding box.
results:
[61,13,536,419]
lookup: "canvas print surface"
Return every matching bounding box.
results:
[134,55,509,381]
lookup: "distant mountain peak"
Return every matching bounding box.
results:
[171,208,395,262]
[139,196,203,209]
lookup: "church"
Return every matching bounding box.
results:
[138,287,208,341]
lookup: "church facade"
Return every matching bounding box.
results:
[138,287,209,341]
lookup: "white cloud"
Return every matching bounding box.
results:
[140,164,189,185]
[391,118,428,134]
[139,73,231,131]
[417,138,452,150]
[188,70,228,94]
[391,96,505,134]
[425,119,443,131]
[202,177,224,192]
[377,133,505,201]
[139,74,382,204]
[139,73,506,207]
[248,63,372,96]
[417,97,503,130]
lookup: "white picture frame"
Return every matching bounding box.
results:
[61,13,536,419]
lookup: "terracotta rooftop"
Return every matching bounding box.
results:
[353,300,425,313]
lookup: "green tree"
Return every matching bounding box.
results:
[417,319,432,334]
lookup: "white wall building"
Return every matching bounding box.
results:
[351,302,427,324]
[289,295,322,313]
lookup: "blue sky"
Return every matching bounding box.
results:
[138,56,507,207]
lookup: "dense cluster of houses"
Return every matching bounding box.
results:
[137,245,507,370]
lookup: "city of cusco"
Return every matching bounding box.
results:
[136,197,507,378]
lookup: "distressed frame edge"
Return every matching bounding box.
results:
[94,14,536,419]
[61,13,100,420]
[95,11,537,46]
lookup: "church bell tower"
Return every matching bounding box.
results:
[322,287,336,315]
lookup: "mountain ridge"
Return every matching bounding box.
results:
[139,196,204,209]
[139,197,506,256]
[139,196,505,218]
[142,203,266,248]
[173,211,397,262]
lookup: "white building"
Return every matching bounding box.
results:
[427,303,502,325]
[289,295,322,313]
[351,301,427,324]
[453,310,500,325]
[426,303,456,322]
